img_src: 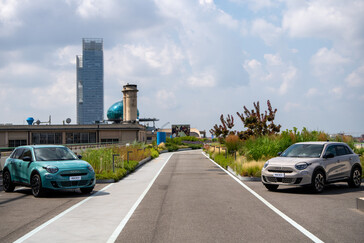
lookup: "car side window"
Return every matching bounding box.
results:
[344,146,353,154]
[10,148,24,159]
[19,149,32,161]
[325,146,336,157]
[336,145,347,156]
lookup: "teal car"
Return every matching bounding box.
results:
[2,145,95,197]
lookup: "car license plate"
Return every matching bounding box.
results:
[70,176,81,181]
[273,173,285,178]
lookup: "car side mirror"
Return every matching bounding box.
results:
[324,153,334,159]
[77,155,82,159]
[23,156,32,162]
[277,152,282,156]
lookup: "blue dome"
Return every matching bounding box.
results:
[107,101,123,121]
[107,101,139,121]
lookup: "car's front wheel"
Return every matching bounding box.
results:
[348,166,362,188]
[3,170,15,192]
[80,187,94,194]
[264,184,279,191]
[311,170,325,193]
[31,174,45,197]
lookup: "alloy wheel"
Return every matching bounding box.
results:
[352,169,361,187]
[31,174,41,196]
[314,173,324,192]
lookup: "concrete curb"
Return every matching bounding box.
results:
[227,166,261,182]
[96,156,152,184]
[357,197,364,212]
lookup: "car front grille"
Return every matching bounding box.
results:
[267,169,293,173]
[59,180,89,187]
[61,173,88,177]
[266,177,295,183]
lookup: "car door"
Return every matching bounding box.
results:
[334,145,352,179]
[18,148,32,184]
[9,148,24,182]
[323,145,342,181]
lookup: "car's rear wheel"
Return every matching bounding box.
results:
[311,170,325,193]
[31,174,45,197]
[3,170,15,192]
[264,184,279,191]
[80,187,94,194]
[348,166,362,188]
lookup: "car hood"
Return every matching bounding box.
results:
[36,160,90,169]
[267,156,320,165]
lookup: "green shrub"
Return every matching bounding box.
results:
[225,134,241,153]
[150,148,159,159]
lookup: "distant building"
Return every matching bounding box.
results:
[76,38,104,124]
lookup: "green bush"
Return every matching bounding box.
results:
[150,148,159,159]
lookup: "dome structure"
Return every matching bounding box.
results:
[107,101,139,123]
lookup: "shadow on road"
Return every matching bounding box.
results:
[0,187,110,200]
[267,183,364,195]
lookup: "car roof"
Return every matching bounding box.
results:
[295,141,347,146]
[15,145,67,149]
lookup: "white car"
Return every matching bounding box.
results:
[261,142,362,193]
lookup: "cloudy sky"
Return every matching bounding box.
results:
[0,0,363,136]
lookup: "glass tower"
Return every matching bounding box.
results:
[76,38,104,124]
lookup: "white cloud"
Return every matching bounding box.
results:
[305,88,320,97]
[187,72,216,88]
[0,0,22,36]
[251,18,282,45]
[284,102,300,112]
[156,89,177,110]
[330,86,343,98]
[244,54,297,95]
[345,65,364,87]
[282,0,364,56]
[310,47,351,82]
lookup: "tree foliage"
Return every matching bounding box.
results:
[236,100,281,139]
[210,100,281,140]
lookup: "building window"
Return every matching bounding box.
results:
[8,140,27,147]
[32,133,62,145]
[101,139,119,144]
[66,132,96,144]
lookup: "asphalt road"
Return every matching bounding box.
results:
[0,182,108,243]
[116,151,364,242]
[1,150,363,242]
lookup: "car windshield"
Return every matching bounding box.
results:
[280,144,324,158]
[34,147,78,161]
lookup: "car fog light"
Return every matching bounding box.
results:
[300,171,309,175]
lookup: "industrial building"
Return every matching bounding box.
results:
[0,84,145,148]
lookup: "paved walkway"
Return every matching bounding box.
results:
[14,152,174,243]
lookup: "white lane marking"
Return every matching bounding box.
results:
[107,153,174,243]
[202,152,324,243]
[14,183,114,243]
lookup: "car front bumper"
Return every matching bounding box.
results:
[41,172,96,190]
[261,169,312,186]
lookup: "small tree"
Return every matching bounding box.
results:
[210,114,235,139]
[236,100,281,140]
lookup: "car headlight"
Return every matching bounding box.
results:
[295,162,309,170]
[263,161,269,169]
[87,165,94,173]
[43,166,59,174]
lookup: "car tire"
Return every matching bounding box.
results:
[348,166,362,188]
[311,170,325,193]
[31,173,45,197]
[264,184,279,191]
[80,187,94,194]
[3,170,15,192]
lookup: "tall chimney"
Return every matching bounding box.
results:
[122,84,138,122]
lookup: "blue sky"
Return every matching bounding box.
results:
[0,0,363,136]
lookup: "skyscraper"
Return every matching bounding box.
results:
[76,38,104,124]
